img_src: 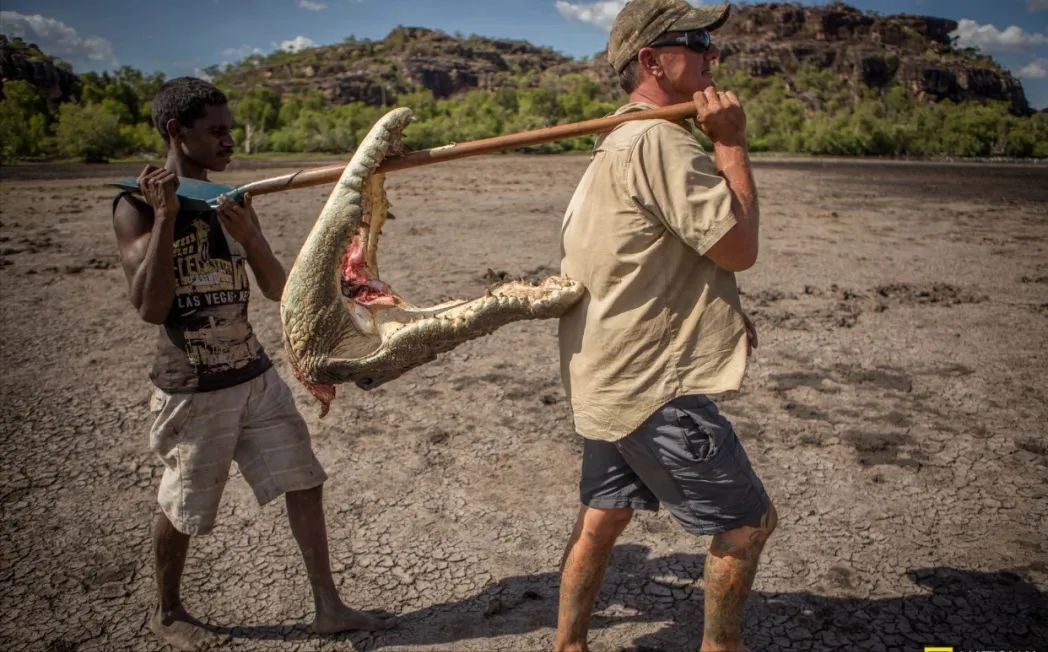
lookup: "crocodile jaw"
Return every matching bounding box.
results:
[280,107,584,414]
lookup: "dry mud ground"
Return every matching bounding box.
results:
[1,155,1047,652]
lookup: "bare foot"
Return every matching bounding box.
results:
[312,603,396,634]
[149,606,229,651]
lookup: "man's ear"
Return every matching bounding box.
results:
[164,118,182,143]
[637,48,662,79]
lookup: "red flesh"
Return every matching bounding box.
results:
[293,227,404,416]
[340,227,401,306]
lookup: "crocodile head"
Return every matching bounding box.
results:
[280,107,585,415]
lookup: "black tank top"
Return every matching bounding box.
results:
[116,194,272,392]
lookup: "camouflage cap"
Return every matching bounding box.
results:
[607,0,731,73]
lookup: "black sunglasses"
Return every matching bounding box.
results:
[648,29,713,53]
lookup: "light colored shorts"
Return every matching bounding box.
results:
[149,367,327,535]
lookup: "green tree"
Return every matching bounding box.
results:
[54,102,127,162]
[0,80,52,160]
[80,72,136,120]
[119,121,165,156]
[395,89,438,121]
[276,90,327,126]
[234,86,281,153]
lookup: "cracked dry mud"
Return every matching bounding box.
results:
[2,156,1046,652]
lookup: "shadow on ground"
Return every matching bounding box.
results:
[213,544,1047,651]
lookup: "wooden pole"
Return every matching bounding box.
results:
[236,100,698,198]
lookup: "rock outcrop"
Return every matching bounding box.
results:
[216,4,1031,115]
[0,35,80,105]
[235,26,580,105]
[715,2,1030,114]
[2,3,1028,116]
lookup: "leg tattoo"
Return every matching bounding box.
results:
[554,507,633,652]
[701,506,777,652]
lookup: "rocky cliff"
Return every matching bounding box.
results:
[218,26,580,105]
[215,2,1030,115]
[715,2,1029,114]
[1,2,1032,115]
[0,35,80,105]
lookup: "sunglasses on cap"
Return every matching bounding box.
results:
[648,29,714,54]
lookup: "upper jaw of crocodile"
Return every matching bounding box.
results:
[280,107,584,415]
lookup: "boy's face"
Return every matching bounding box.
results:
[176,103,235,171]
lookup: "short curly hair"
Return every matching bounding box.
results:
[151,77,228,143]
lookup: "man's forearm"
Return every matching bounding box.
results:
[243,236,286,300]
[714,143,759,240]
[131,212,178,323]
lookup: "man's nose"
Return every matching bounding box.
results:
[706,44,720,62]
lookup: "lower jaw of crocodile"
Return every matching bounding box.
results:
[280,107,584,416]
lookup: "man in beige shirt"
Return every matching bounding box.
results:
[555,2,777,651]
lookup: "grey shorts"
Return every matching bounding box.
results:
[580,394,770,535]
[149,367,327,535]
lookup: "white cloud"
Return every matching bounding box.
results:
[1019,58,1048,78]
[194,67,214,82]
[951,18,1048,54]
[220,44,263,57]
[554,0,628,32]
[1028,0,1048,12]
[278,35,318,52]
[298,0,327,10]
[0,10,116,64]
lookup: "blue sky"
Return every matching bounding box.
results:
[2,1,1047,109]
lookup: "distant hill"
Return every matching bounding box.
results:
[209,2,1031,115]
[2,2,1043,161]
[0,2,1032,115]
[717,3,1029,114]
[0,35,79,106]
[210,26,609,106]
